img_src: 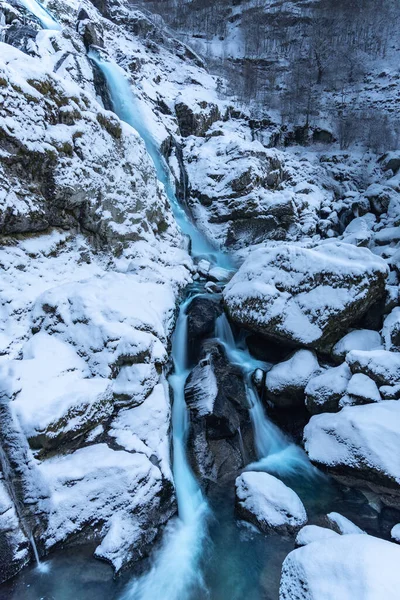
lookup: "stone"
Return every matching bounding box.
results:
[235,471,307,535]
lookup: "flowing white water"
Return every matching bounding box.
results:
[30,534,50,574]
[88,53,217,600]
[88,52,231,269]
[122,296,208,600]
[215,314,318,480]
[18,0,61,30]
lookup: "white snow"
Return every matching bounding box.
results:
[280,534,400,600]
[346,349,400,386]
[295,525,339,547]
[326,512,365,535]
[344,373,381,406]
[224,241,388,347]
[391,524,400,543]
[305,363,351,414]
[304,401,400,485]
[236,471,307,533]
[333,330,382,361]
[266,350,320,400]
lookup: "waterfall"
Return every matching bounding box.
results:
[18,0,61,30]
[88,52,231,270]
[215,314,319,481]
[121,296,208,600]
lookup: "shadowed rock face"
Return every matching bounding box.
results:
[185,341,256,489]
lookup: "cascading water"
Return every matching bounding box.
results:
[88,52,231,269]
[215,314,319,482]
[122,296,208,600]
[18,0,61,30]
[88,53,232,600]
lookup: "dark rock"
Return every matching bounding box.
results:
[186,295,223,363]
[175,101,220,137]
[185,341,256,489]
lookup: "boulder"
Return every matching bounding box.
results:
[382,307,400,352]
[186,295,223,362]
[332,329,382,363]
[280,534,400,600]
[295,525,339,547]
[341,373,381,407]
[346,349,400,386]
[266,350,320,408]
[235,471,307,535]
[185,342,255,487]
[326,512,365,535]
[304,401,400,506]
[223,242,388,351]
[305,363,351,415]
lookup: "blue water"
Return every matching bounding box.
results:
[88,53,232,269]
[18,0,60,30]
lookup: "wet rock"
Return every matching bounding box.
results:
[175,99,220,137]
[305,363,351,415]
[235,471,307,535]
[223,242,388,351]
[186,295,223,363]
[185,342,255,487]
[266,350,320,408]
[246,334,289,363]
[0,473,30,584]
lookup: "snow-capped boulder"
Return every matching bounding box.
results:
[235,471,307,535]
[223,242,388,351]
[341,373,381,407]
[280,534,400,600]
[326,512,365,535]
[382,307,400,352]
[295,525,339,547]
[304,401,400,505]
[332,329,382,362]
[266,350,320,408]
[305,363,351,415]
[346,349,400,386]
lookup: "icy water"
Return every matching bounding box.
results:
[18,0,61,30]
[0,42,383,600]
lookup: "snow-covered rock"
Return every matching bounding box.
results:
[341,373,381,407]
[304,401,400,505]
[223,242,388,350]
[326,512,365,535]
[295,525,340,547]
[346,349,400,386]
[332,329,382,362]
[38,443,174,571]
[382,307,400,352]
[280,534,400,600]
[235,471,307,535]
[305,363,351,415]
[266,350,320,408]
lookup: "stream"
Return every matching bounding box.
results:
[1,9,382,600]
